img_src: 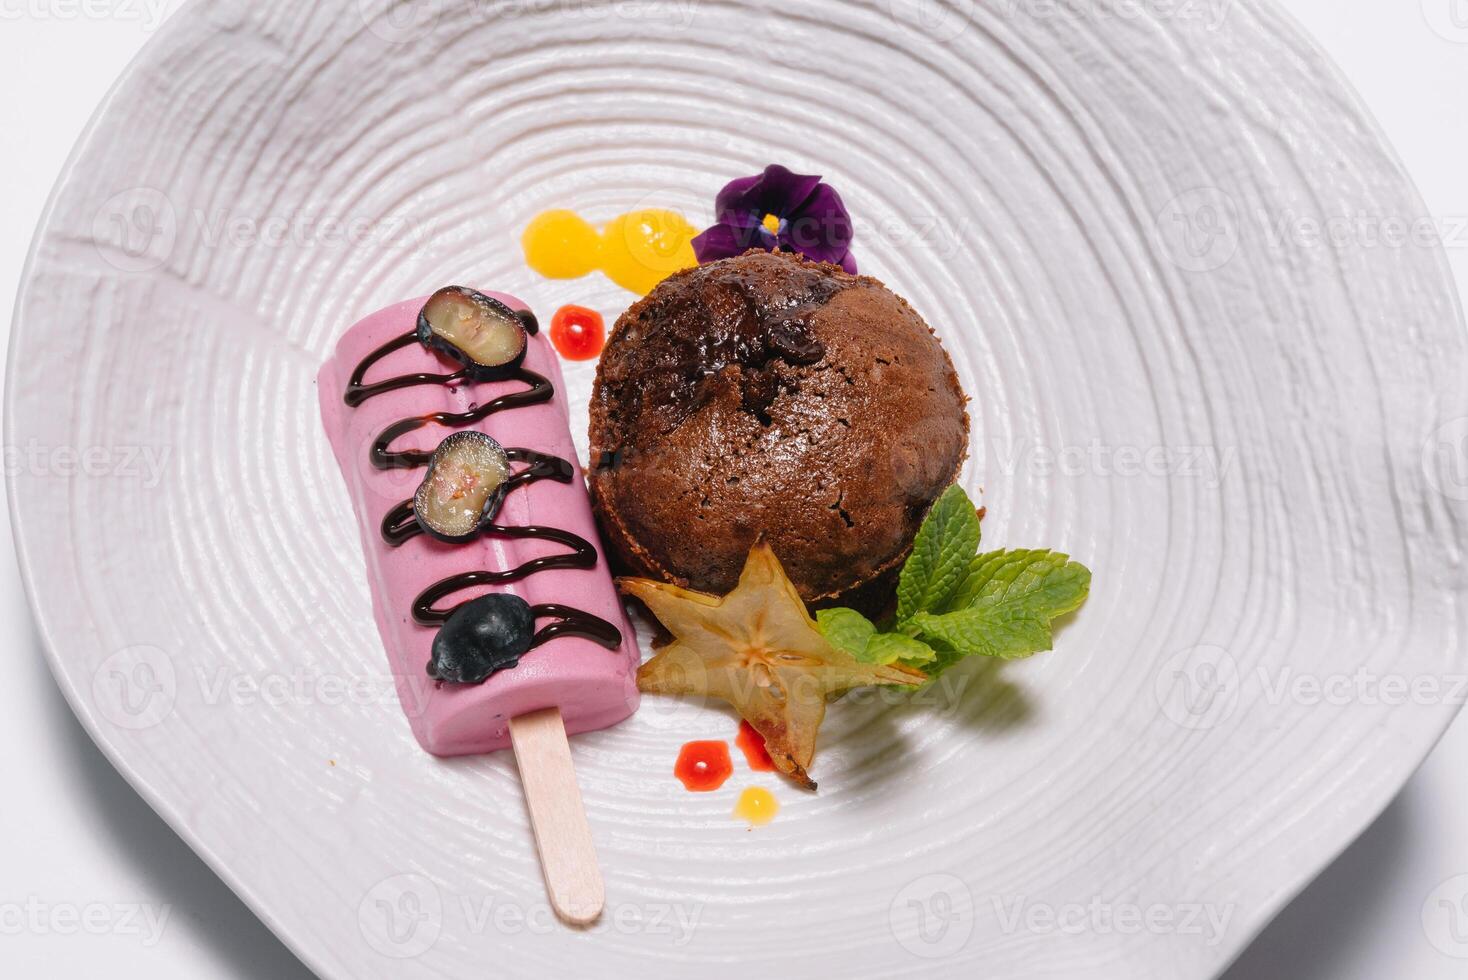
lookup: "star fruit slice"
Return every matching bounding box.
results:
[622,542,926,789]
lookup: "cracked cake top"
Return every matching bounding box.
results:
[589,250,969,612]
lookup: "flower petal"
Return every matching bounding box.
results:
[779,182,855,262]
[692,222,776,264]
[715,164,825,226]
[712,173,764,225]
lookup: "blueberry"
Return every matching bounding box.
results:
[428,593,536,684]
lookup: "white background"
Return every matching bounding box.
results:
[1,2,1465,977]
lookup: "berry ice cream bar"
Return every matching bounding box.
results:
[318,286,640,756]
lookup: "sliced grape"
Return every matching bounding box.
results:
[413,431,511,542]
[417,286,528,379]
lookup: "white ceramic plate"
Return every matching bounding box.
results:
[10,1,1468,977]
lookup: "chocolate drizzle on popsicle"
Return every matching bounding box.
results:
[345,330,466,407]
[368,370,555,470]
[411,536,600,624]
[342,287,622,680]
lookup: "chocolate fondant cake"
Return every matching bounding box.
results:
[589,250,969,611]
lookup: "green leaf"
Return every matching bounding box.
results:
[917,636,968,677]
[946,549,1016,613]
[867,633,938,666]
[910,550,1090,665]
[818,608,937,666]
[896,485,982,623]
[820,484,1092,685]
[817,607,878,659]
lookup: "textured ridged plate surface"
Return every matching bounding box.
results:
[8,0,1468,977]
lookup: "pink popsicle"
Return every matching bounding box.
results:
[317,291,640,755]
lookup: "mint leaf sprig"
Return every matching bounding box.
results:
[817,485,1091,677]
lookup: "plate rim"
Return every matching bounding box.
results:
[4,4,341,975]
[6,1,1465,977]
[1194,0,1468,970]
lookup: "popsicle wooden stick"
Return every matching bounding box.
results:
[508,708,605,925]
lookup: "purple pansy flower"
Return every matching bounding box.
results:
[691,164,858,273]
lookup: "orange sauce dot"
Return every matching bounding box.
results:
[735,719,775,772]
[674,740,733,792]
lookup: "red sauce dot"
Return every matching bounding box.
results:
[548,304,605,361]
[736,720,775,772]
[674,740,733,792]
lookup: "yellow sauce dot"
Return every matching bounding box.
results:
[521,210,601,279]
[521,207,698,296]
[733,786,779,826]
